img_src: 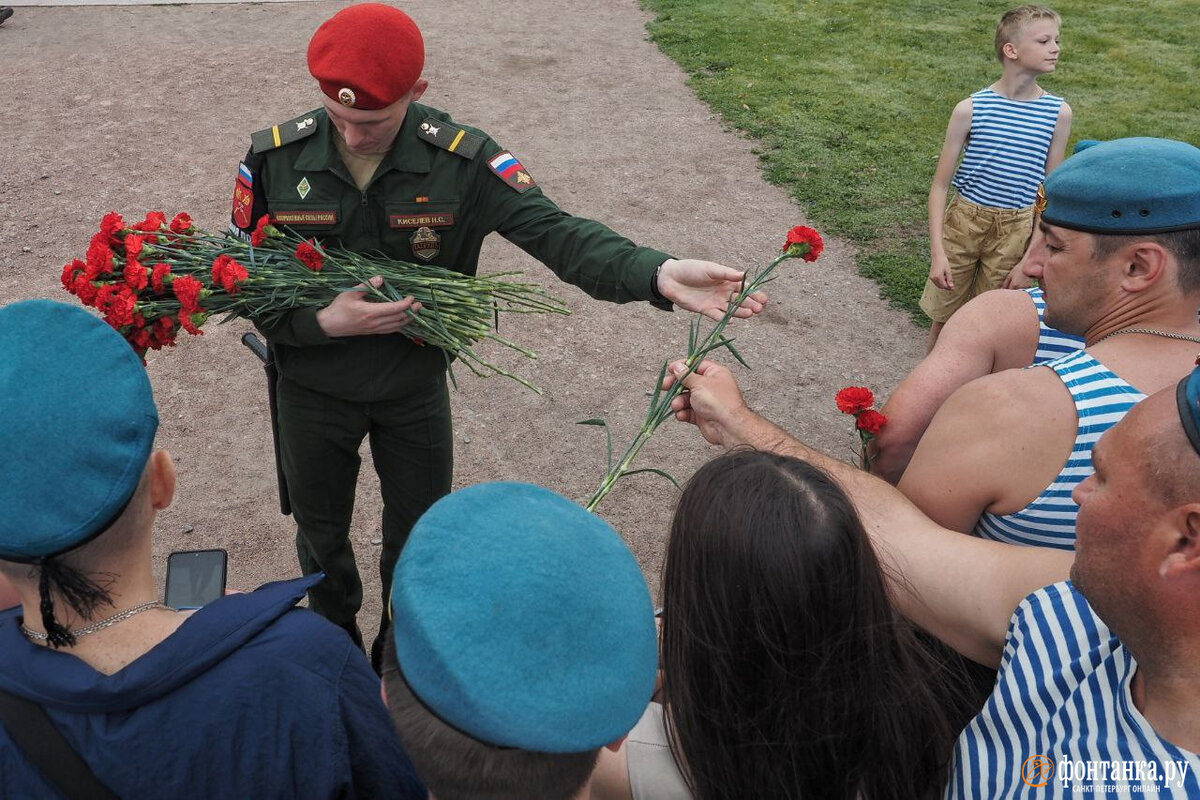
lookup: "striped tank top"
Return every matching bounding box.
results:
[953,88,1064,209]
[1027,287,1084,364]
[945,582,1200,799]
[974,351,1144,550]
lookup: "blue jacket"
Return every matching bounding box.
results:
[0,575,426,799]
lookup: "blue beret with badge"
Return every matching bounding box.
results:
[391,481,658,753]
[0,300,158,561]
[1042,137,1200,234]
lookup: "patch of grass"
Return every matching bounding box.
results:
[640,0,1199,324]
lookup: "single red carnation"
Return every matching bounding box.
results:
[86,235,115,278]
[172,275,205,313]
[100,212,126,247]
[152,315,176,349]
[132,211,167,232]
[221,257,249,294]
[295,240,325,271]
[102,286,138,328]
[835,386,875,415]
[855,409,888,436]
[124,262,149,292]
[250,215,273,247]
[61,259,85,293]
[179,311,205,336]
[783,226,824,262]
[124,234,146,262]
[151,263,172,295]
[131,325,154,354]
[72,274,100,306]
[169,212,194,234]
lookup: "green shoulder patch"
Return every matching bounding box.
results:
[251,113,321,154]
[416,118,484,159]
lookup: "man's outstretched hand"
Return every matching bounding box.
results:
[657,259,768,321]
[662,359,752,447]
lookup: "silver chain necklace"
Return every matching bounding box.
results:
[1095,328,1200,345]
[21,600,168,642]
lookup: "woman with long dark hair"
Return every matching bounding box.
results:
[594,449,966,800]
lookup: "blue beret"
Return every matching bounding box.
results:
[1177,365,1200,459]
[391,482,658,753]
[0,301,158,561]
[1042,137,1200,234]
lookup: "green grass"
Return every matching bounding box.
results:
[639,0,1200,324]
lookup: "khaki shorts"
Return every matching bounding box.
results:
[920,194,1033,324]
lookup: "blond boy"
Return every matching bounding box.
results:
[920,5,1072,351]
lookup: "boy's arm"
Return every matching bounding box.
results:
[1045,101,1074,173]
[1002,102,1073,289]
[928,98,972,291]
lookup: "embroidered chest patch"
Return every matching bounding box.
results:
[488,151,537,193]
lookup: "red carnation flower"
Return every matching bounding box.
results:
[179,311,205,336]
[101,286,138,328]
[855,409,888,436]
[835,386,875,415]
[124,234,146,262]
[169,212,194,234]
[124,262,149,292]
[782,226,824,262]
[172,275,205,313]
[99,212,126,247]
[295,240,325,271]
[250,215,273,247]
[132,211,167,232]
[151,263,172,295]
[72,274,100,306]
[211,254,250,294]
[61,259,85,293]
[86,235,115,278]
[152,315,176,349]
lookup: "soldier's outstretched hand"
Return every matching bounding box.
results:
[657,259,768,321]
[316,276,423,337]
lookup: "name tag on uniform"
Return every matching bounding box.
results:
[271,210,339,226]
[390,213,455,229]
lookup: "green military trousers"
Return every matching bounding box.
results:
[276,373,453,643]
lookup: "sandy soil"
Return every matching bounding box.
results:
[0,0,924,625]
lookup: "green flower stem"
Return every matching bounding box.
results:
[585,249,798,512]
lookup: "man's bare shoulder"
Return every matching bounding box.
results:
[946,363,1071,426]
[938,289,1041,372]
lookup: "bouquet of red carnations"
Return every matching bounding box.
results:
[60,211,569,390]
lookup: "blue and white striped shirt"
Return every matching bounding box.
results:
[954,88,1064,209]
[945,582,1200,799]
[975,350,1144,549]
[1027,287,1083,364]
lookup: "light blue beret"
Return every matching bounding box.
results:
[1043,137,1200,234]
[1177,365,1200,459]
[0,300,157,561]
[391,481,658,753]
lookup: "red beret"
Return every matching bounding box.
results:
[307,4,425,110]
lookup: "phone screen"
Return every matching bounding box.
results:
[165,549,228,610]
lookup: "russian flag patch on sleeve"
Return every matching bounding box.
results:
[487,151,537,193]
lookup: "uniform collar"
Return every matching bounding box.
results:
[294,105,433,177]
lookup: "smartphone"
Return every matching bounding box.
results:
[165,549,228,610]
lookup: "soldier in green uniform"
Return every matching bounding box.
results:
[230,2,768,669]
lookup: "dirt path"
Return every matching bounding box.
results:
[0,0,924,622]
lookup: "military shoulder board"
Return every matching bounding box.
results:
[251,112,321,154]
[416,118,484,159]
[487,151,537,193]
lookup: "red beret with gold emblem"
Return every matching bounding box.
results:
[307,4,425,110]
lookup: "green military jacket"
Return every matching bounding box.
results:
[232,102,673,402]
